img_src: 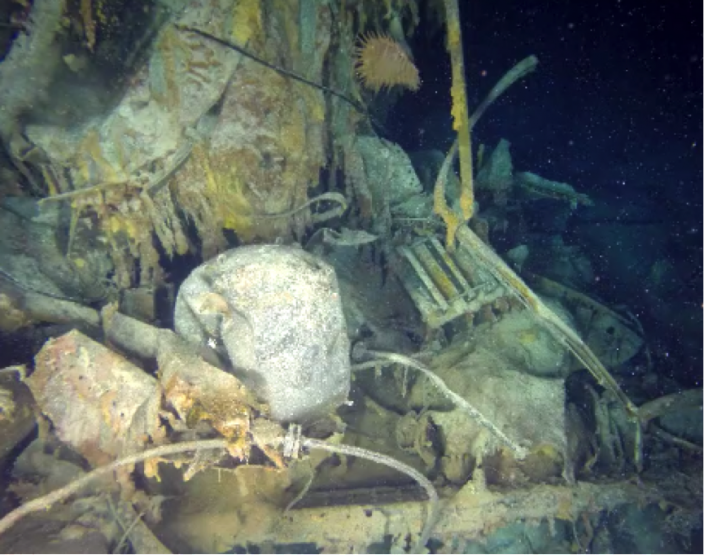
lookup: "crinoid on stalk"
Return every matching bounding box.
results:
[354,32,421,93]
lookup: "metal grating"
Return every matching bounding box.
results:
[395,234,508,328]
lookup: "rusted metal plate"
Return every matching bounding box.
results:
[28,330,161,467]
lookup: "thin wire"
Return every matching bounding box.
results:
[302,437,439,552]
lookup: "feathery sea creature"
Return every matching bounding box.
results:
[354,32,421,92]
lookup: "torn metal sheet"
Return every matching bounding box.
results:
[526,273,644,368]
